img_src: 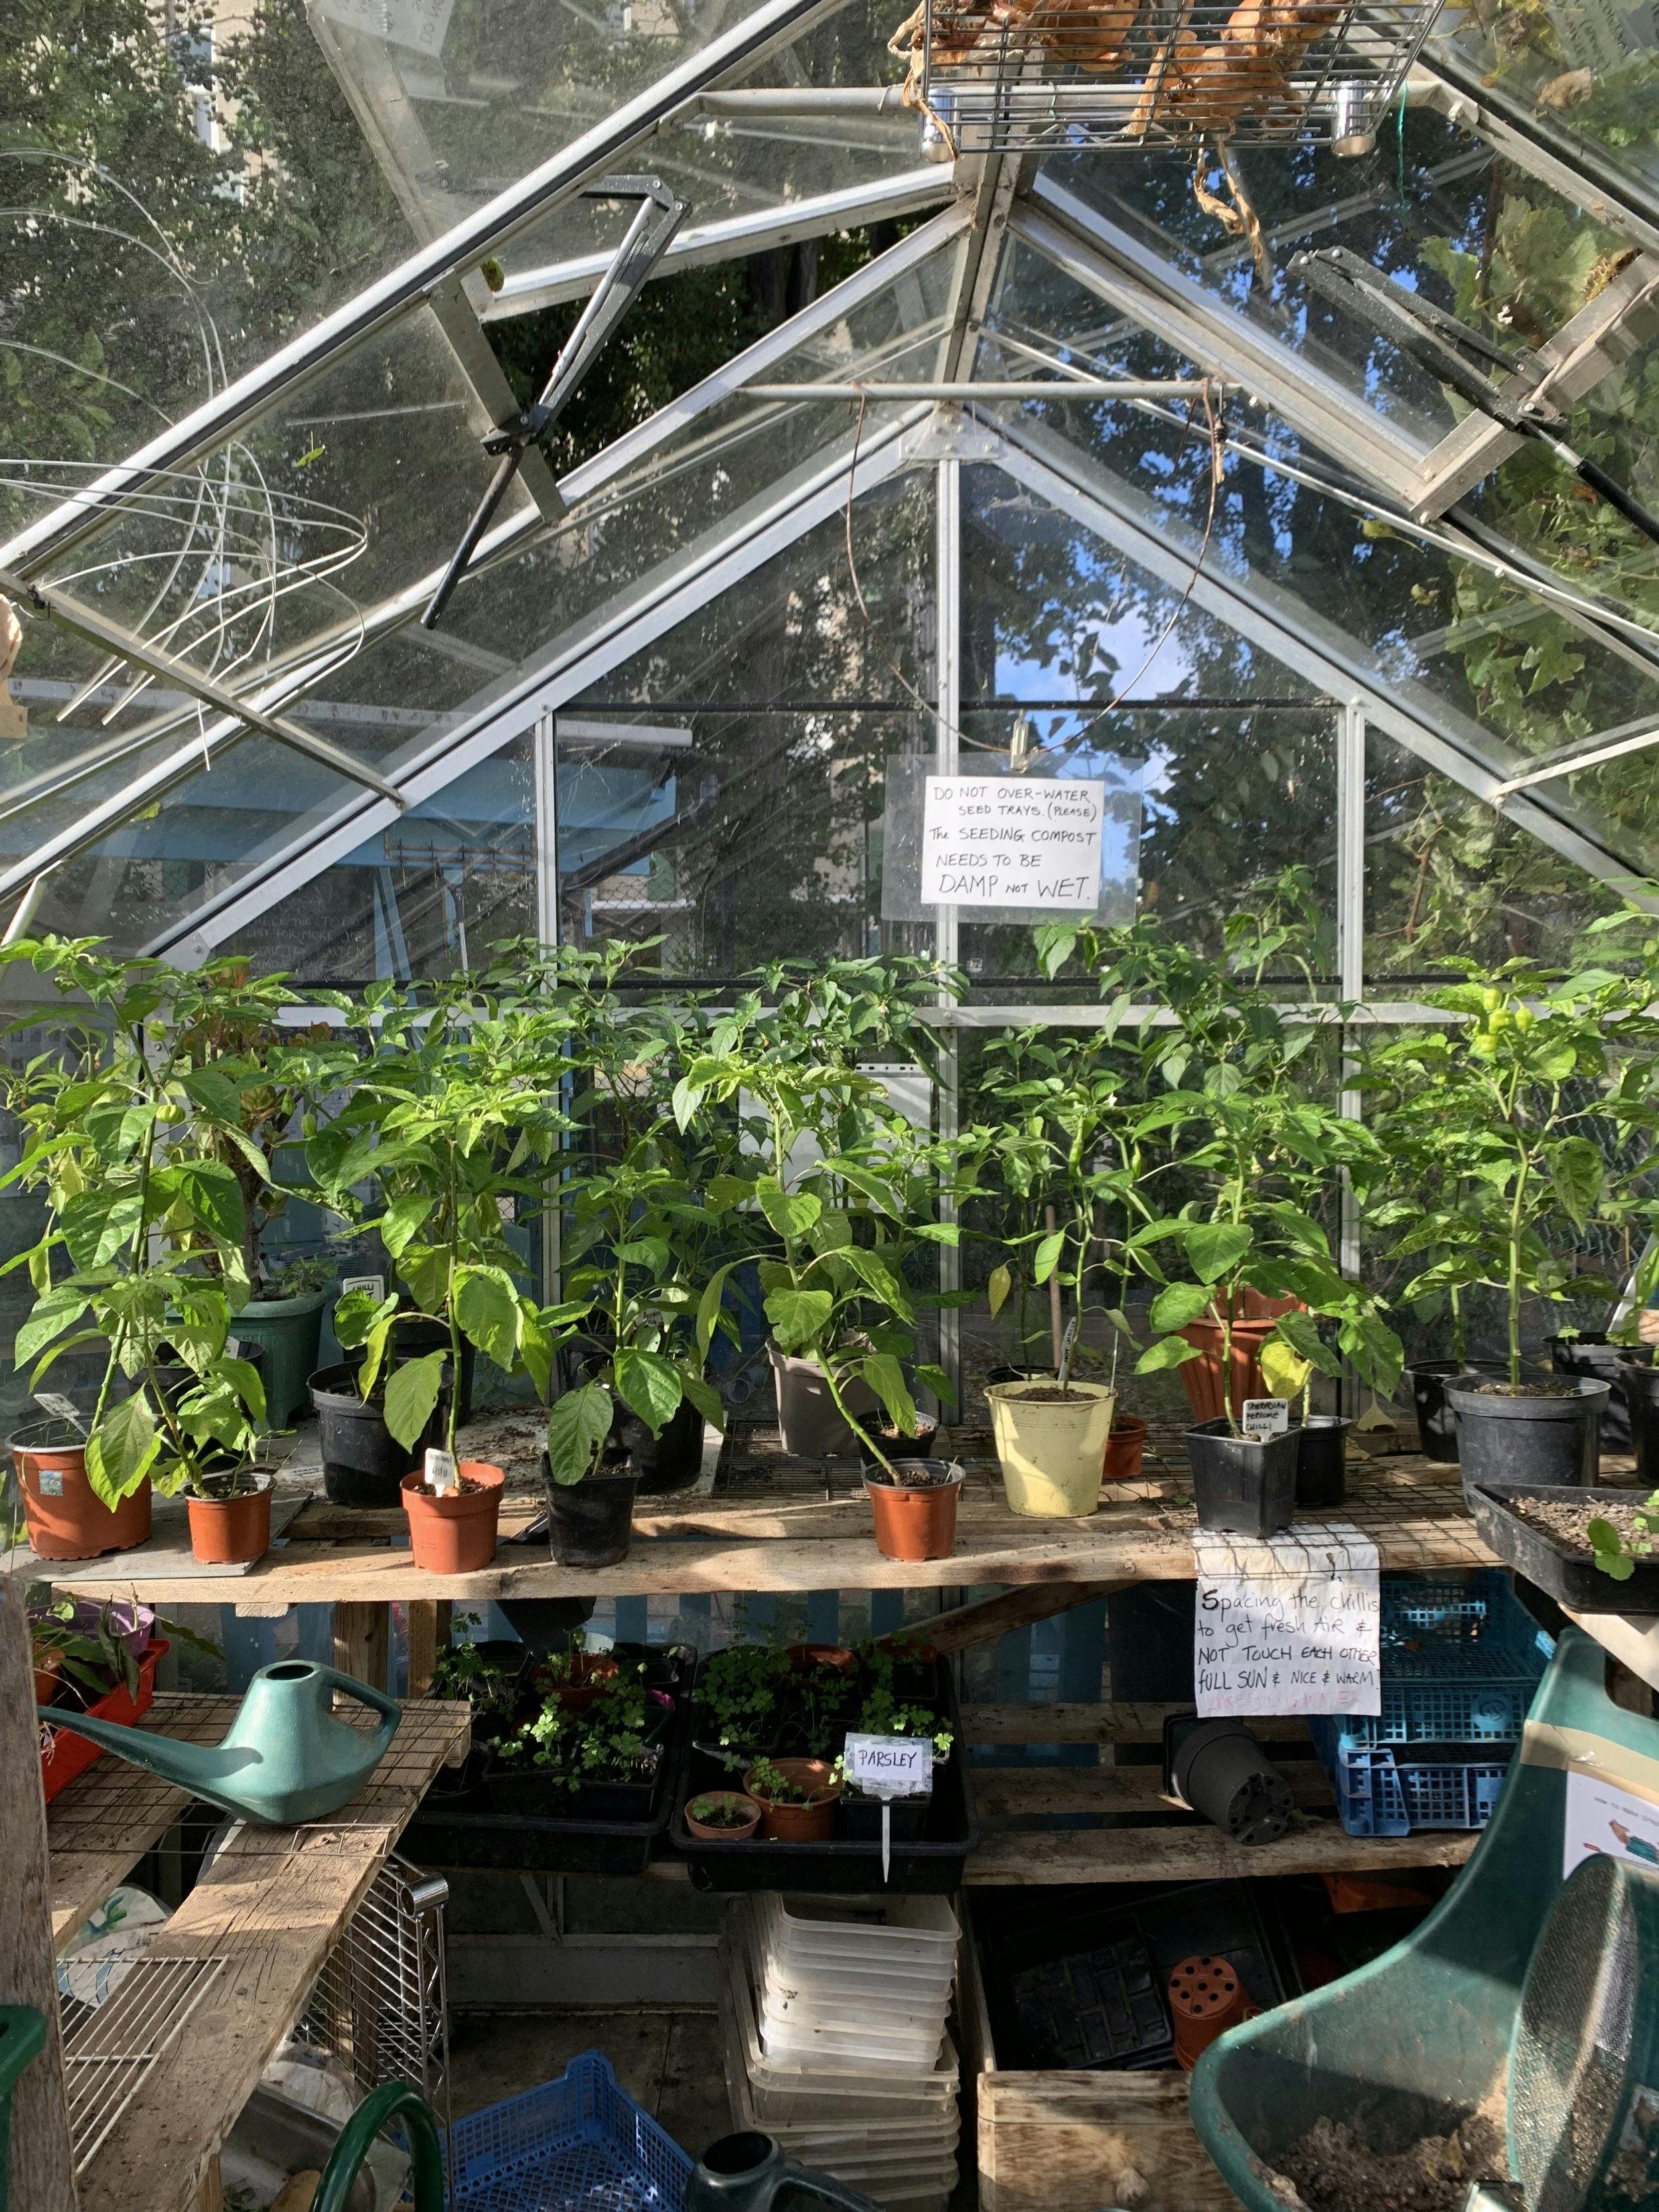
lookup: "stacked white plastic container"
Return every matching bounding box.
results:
[718,1893,960,2212]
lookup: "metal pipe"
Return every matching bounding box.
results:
[0,0,847,581]
[690,86,911,113]
[0,569,409,807]
[3,870,56,944]
[1491,721,1659,798]
[737,380,1237,398]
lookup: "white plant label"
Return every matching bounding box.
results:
[35,1393,86,1434]
[342,1275,386,1301]
[1191,1522,1381,1717]
[313,0,457,58]
[1563,1770,1659,1878]
[1241,1398,1289,1438]
[920,776,1105,910]
[424,1448,459,1495]
[842,1733,934,1797]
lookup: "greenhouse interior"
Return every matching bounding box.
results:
[11,0,1659,2207]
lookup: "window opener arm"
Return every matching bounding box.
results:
[421,176,689,630]
[1291,244,1659,551]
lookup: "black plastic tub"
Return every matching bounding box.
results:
[1407,1359,1505,1461]
[1622,1355,1659,1483]
[1294,1416,1349,1510]
[844,1792,931,1844]
[1447,1376,1609,1494]
[400,1647,694,1876]
[309,1362,451,1507]
[1187,1420,1299,1537]
[1548,1333,1633,1451]
[670,1653,976,1892]
[1467,1481,1659,1613]
[543,1457,640,1568]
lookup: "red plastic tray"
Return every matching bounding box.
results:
[39,1639,169,1804]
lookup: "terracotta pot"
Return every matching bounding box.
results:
[401,1459,504,1574]
[33,1649,62,1706]
[742,1757,844,1842]
[10,1423,152,1560]
[1104,1415,1147,1482]
[186,1478,273,1567]
[1177,1293,1305,1424]
[785,1644,857,1674]
[545,1652,621,1713]
[684,1792,762,1842]
[865,1459,965,1562]
[1169,1952,1247,2070]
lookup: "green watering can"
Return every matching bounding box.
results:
[38,1660,401,1824]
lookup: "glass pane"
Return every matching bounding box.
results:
[36,308,534,766]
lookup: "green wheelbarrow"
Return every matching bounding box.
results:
[1191,1629,1659,2205]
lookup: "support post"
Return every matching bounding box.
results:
[405,1602,453,1700]
[934,455,964,1412]
[1335,701,1366,1416]
[0,1579,78,2211]
[332,1602,390,1692]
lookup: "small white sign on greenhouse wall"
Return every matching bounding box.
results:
[919,776,1106,911]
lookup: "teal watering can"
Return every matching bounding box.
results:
[38,1660,401,1824]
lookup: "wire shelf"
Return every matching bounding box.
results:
[913,0,1441,153]
[297,1853,453,2145]
[62,1956,227,2175]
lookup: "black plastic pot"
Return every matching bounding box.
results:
[309,1362,451,1507]
[1294,1415,1350,1510]
[558,1339,705,1493]
[1468,1480,1659,1613]
[344,1317,475,1424]
[844,1791,930,1844]
[1445,1375,1609,1495]
[1165,1714,1293,1845]
[543,1456,640,1570]
[1620,1355,1659,1483]
[1186,1419,1299,1537]
[1548,1334,1634,1451]
[153,1341,265,1416]
[1407,1359,1506,1461]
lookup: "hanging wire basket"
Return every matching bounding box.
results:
[296,1854,453,2141]
[908,0,1443,153]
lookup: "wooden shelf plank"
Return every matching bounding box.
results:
[66,1694,470,2212]
[962,1701,1312,1745]
[962,1819,1479,1882]
[970,1761,1333,1816]
[44,1433,1499,1605]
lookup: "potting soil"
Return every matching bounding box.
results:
[1268,2095,1508,2212]
[1513,1495,1655,1553]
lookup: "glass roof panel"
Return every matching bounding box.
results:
[312,0,924,271]
[29,307,533,773]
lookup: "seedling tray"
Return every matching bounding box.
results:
[670,1654,977,1892]
[401,1646,693,1876]
[1469,1483,1659,1613]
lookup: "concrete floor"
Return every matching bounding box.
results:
[448,2006,733,2159]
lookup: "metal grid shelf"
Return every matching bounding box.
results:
[913,0,1440,153]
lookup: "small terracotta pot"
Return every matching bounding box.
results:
[785,1644,857,1674]
[546,1651,620,1712]
[865,1459,965,1562]
[1169,1953,1247,2070]
[11,1424,152,1561]
[33,1650,62,1706]
[401,1459,504,1574]
[684,1792,762,1842]
[1104,1415,1147,1482]
[1177,1292,1305,1424]
[743,1757,844,1842]
[186,1478,273,1567]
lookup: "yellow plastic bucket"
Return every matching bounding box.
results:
[986,1380,1116,1517]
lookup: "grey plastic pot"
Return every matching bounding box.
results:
[766,1342,878,1458]
[1445,1374,1609,1497]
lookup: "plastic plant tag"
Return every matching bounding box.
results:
[226,1337,244,1359]
[35,1394,86,1435]
[424,1448,459,1495]
[342,1274,386,1301]
[843,1733,934,1796]
[1241,1397,1289,1438]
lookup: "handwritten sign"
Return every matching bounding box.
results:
[1192,1522,1381,1718]
[920,776,1104,910]
[842,1734,934,1799]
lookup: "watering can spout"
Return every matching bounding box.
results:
[36,1660,402,1825]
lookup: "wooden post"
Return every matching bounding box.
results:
[405,1601,451,1700]
[332,1602,389,1691]
[0,1578,78,2211]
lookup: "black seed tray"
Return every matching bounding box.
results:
[1469,1482,1659,1613]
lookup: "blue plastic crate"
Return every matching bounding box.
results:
[1340,1572,1553,1748]
[1309,1734,1515,1838]
[450,2050,693,2212]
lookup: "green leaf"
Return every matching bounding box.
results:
[547,1380,613,1485]
[838,1245,912,1318]
[1186,1221,1252,1285]
[1135,1337,1202,1373]
[384,1351,446,1451]
[220,1355,267,1430]
[1548,1136,1604,1230]
[987,1264,1012,1319]
[614,1347,684,1434]
[61,1187,143,1270]
[763,1286,834,1353]
[914,1361,956,1410]
[175,1162,246,1247]
[680,1374,725,1433]
[696,1262,739,1359]
[381,1193,434,1260]
[759,1185,822,1241]
[1272,1308,1344,1380]
[457,1266,521,1371]
[15,1285,90,1367]
[1149,1280,1215,1333]
[859,1351,916,1438]
[85,1392,160,1506]
[1032,1230,1066,1285]
[398,1246,448,1315]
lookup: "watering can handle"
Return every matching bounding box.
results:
[778,2162,887,2212]
[310,1664,402,1753]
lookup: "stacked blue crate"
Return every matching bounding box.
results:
[1308,1572,1553,1838]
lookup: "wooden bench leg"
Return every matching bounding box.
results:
[333,1602,390,1692]
[406,1601,452,1700]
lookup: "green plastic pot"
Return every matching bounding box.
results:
[231,1290,330,1426]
